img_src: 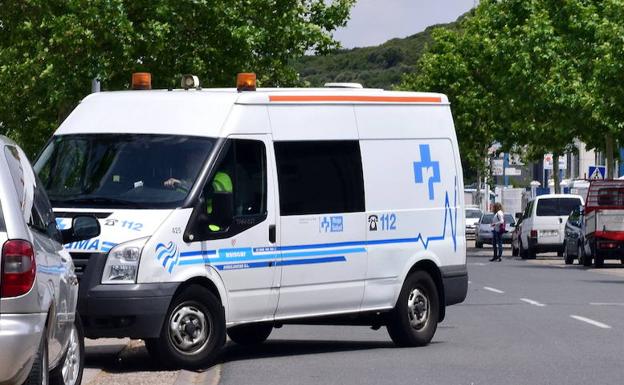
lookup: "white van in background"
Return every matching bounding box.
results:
[518,194,584,259]
[34,73,467,368]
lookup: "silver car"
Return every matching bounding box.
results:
[0,136,100,385]
[475,213,516,248]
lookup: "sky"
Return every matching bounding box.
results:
[333,0,477,49]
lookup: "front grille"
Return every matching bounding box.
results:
[69,252,103,279]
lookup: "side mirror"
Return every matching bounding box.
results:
[515,213,522,219]
[211,192,234,228]
[61,216,101,244]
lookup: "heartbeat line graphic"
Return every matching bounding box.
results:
[414,176,458,251]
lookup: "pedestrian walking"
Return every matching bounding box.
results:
[490,203,505,262]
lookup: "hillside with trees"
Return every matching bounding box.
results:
[294,19,460,89]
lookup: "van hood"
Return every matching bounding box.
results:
[54,209,173,253]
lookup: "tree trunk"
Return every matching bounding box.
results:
[606,133,615,179]
[553,152,561,194]
[476,166,481,209]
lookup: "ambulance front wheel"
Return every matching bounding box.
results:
[386,270,439,347]
[147,285,226,369]
[227,323,273,345]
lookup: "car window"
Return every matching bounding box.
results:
[466,209,482,219]
[559,198,582,216]
[0,199,5,232]
[522,201,533,219]
[275,140,365,216]
[536,198,582,216]
[480,214,494,224]
[568,208,580,223]
[504,214,515,224]
[35,134,215,209]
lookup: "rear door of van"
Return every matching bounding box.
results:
[534,197,583,245]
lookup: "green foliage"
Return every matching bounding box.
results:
[0,0,355,156]
[293,19,461,89]
[400,0,624,184]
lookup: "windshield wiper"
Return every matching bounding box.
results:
[52,196,140,207]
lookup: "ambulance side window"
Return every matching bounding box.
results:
[192,139,267,240]
[274,140,365,216]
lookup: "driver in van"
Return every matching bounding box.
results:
[163,151,205,193]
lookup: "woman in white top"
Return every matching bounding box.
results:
[490,202,505,262]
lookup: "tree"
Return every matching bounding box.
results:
[399,12,502,199]
[0,0,355,156]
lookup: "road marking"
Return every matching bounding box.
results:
[570,315,611,329]
[590,302,624,306]
[468,262,487,266]
[483,286,505,294]
[520,298,546,307]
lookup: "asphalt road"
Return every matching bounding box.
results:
[83,242,624,385]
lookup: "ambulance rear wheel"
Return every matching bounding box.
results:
[227,323,273,345]
[386,270,439,347]
[151,285,225,369]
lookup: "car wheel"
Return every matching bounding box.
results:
[24,326,48,385]
[582,253,593,267]
[519,240,528,259]
[527,244,537,259]
[50,317,84,385]
[475,241,483,248]
[563,244,574,265]
[386,270,439,347]
[594,254,604,268]
[150,285,225,369]
[227,323,273,345]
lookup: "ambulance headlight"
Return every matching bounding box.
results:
[102,237,148,284]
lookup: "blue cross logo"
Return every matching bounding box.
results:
[413,144,440,200]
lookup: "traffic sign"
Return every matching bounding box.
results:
[588,165,606,179]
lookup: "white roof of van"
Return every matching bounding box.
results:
[55,88,449,138]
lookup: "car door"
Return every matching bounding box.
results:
[520,200,534,248]
[196,136,280,323]
[273,140,367,318]
[4,144,77,363]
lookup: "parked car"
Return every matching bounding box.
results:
[475,213,516,248]
[511,216,523,256]
[562,206,585,265]
[518,194,584,259]
[465,206,483,239]
[0,136,100,385]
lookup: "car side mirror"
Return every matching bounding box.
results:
[184,192,234,242]
[211,192,234,229]
[61,216,101,244]
[515,213,521,219]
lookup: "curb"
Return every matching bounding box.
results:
[173,365,221,385]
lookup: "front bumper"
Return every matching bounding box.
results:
[0,313,46,385]
[76,251,178,339]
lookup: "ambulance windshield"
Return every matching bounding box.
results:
[34,134,215,209]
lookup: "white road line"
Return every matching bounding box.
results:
[520,298,546,307]
[590,302,624,307]
[570,315,611,329]
[483,286,505,294]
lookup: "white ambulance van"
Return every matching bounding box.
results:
[34,73,467,368]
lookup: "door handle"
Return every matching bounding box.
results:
[269,225,276,244]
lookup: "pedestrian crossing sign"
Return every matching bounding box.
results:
[588,166,606,179]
